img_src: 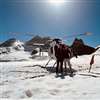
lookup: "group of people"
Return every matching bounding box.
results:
[49,38,75,76]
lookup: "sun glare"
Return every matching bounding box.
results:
[49,0,66,5]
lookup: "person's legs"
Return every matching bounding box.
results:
[56,60,59,74]
[60,61,63,74]
[68,60,72,73]
[64,59,67,72]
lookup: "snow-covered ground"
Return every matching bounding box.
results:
[0,49,100,99]
[0,51,32,61]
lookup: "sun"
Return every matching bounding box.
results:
[49,0,66,5]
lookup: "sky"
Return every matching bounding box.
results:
[0,0,100,47]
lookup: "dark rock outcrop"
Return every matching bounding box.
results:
[31,49,38,55]
[71,38,99,56]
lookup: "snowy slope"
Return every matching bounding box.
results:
[0,51,32,61]
[94,45,100,54]
[0,47,100,99]
[0,40,32,61]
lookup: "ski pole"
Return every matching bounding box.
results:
[44,58,52,68]
[89,55,95,72]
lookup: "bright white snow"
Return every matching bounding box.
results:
[0,48,100,100]
[0,50,32,61]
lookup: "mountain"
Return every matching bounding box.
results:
[25,35,51,52]
[0,38,16,47]
[71,38,98,56]
[26,35,51,46]
[0,38,24,48]
[0,38,24,54]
